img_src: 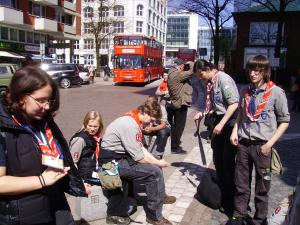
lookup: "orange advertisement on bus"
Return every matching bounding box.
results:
[113,35,163,83]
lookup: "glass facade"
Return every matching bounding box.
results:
[166,17,189,47]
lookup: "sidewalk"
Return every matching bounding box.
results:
[69,82,300,224]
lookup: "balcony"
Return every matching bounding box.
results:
[0,6,23,25]
[64,0,76,12]
[64,24,76,35]
[35,18,57,32]
[32,0,58,5]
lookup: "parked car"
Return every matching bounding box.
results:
[0,63,20,86]
[40,63,82,88]
[79,67,90,84]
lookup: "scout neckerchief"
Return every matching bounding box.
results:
[124,109,143,144]
[205,70,218,113]
[12,115,62,158]
[244,81,275,121]
[159,80,168,92]
[92,135,101,170]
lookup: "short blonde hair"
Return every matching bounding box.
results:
[81,111,104,136]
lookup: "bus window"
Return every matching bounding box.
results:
[114,56,143,69]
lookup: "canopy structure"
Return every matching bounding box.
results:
[0,51,25,59]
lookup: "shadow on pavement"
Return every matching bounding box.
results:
[133,86,157,96]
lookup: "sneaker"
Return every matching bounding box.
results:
[171,146,187,154]
[163,195,176,204]
[225,216,243,225]
[106,216,131,225]
[146,217,172,225]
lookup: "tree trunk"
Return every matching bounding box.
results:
[95,40,101,75]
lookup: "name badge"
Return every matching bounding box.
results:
[92,171,99,179]
[42,155,64,170]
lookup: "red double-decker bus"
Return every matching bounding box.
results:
[113,35,164,83]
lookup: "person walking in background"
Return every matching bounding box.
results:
[193,59,239,215]
[88,65,95,83]
[69,111,104,182]
[100,101,172,225]
[0,66,88,225]
[167,59,194,154]
[104,65,112,78]
[227,55,290,225]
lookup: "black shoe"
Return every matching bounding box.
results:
[225,217,243,225]
[171,147,187,154]
[106,216,131,225]
[146,217,172,225]
[163,195,176,204]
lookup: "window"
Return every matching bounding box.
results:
[27,32,33,43]
[0,0,17,8]
[148,10,151,22]
[40,34,46,43]
[29,1,46,17]
[101,6,109,17]
[19,30,25,42]
[0,27,8,40]
[84,23,92,34]
[114,5,124,16]
[103,24,109,33]
[84,0,94,2]
[147,25,150,35]
[152,13,155,24]
[64,14,73,26]
[114,22,124,33]
[100,39,109,49]
[10,29,18,41]
[74,55,79,64]
[74,40,79,49]
[84,7,93,18]
[57,55,65,63]
[34,33,40,44]
[136,21,143,33]
[84,55,94,65]
[137,5,143,16]
[84,39,94,49]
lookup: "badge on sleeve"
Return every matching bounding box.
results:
[42,155,64,170]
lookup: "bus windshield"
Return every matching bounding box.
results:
[114,56,143,69]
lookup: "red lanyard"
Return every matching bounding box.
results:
[159,80,168,92]
[12,115,61,158]
[124,109,143,143]
[244,81,275,121]
[92,135,101,169]
[205,70,218,113]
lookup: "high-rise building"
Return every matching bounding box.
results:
[0,0,80,61]
[165,11,198,62]
[60,0,167,67]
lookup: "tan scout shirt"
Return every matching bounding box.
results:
[238,84,290,141]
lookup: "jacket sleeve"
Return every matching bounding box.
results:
[169,69,194,83]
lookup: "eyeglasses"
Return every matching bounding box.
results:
[27,95,55,107]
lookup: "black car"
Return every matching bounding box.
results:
[40,63,82,88]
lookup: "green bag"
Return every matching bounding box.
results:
[271,148,283,175]
[98,161,122,190]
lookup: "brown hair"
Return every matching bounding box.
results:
[246,55,271,82]
[137,97,162,119]
[6,66,59,118]
[80,111,104,136]
[193,59,216,73]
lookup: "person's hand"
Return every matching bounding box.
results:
[143,125,154,134]
[261,143,272,156]
[158,159,170,168]
[41,167,70,187]
[193,112,203,121]
[187,61,194,68]
[84,183,92,195]
[212,122,224,136]
[230,131,239,146]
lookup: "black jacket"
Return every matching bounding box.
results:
[0,97,87,225]
[70,131,98,179]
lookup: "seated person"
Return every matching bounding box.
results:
[69,111,103,182]
[100,101,173,225]
[143,96,171,159]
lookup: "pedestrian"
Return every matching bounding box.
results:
[156,73,170,106]
[291,68,300,112]
[193,59,239,214]
[100,101,173,225]
[167,59,194,154]
[226,55,290,225]
[0,66,88,225]
[69,111,104,182]
[143,96,171,159]
[104,65,111,78]
[88,65,95,83]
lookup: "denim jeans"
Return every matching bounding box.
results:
[106,159,165,220]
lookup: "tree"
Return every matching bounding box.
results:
[83,0,120,74]
[177,0,234,66]
[251,0,296,58]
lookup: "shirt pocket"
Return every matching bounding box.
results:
[259,109,272,125]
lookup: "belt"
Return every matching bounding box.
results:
[239,138,267,146]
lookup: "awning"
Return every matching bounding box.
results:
[63,8,80,16]
[0,51,25,59]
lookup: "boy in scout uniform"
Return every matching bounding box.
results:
[193,59,239,214]
[227,55,290,225]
